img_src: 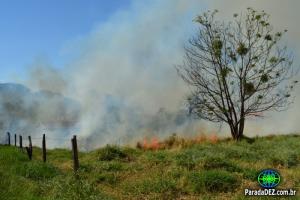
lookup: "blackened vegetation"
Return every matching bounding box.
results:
[177,8,298,140]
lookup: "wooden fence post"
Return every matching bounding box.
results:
[71,135,79,172]
[7,132,10,146]
[26,147,32,160]
[14,134,17,146]
[27,136,33,160]
[19,135,22,149]
[42,134,46,162]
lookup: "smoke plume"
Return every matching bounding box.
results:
[1,0,299,149]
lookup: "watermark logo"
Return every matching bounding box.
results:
[257,169,280,188]
[244,169,297,196]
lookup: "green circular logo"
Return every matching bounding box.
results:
[257,169,280,188]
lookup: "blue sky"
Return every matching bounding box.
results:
[0,0,131,82]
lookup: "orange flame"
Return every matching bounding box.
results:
[150,137,159,150]
[143,138,148,149]
[140,137,160,150]
[209,134,218,144]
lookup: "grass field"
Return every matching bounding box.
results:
[0,134,299,200]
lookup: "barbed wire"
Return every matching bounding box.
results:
[1,133,87,146]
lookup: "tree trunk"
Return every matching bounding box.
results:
[237,117,245,141]
[229,121,240,141]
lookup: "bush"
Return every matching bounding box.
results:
[188,170,239,193]
[98,145,128,161]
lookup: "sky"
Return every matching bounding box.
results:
[0,0,131,82]
[0,0,299,148]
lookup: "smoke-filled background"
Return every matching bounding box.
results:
[0,0,299,149]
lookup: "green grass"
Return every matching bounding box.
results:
[0,134,299,199]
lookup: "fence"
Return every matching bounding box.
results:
[3,132,80,172]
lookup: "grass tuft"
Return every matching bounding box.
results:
[97,145,128,161]
[188,170,239,193]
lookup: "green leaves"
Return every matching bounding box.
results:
[269,56,278,63]
[260,74,270,83]
[264,34,272,41]
[244,82,255,95]
[237,43,248,56]
[275,32,282,38]
[220,67,232,79]
[212,38,223,58]
[255,15,261,20]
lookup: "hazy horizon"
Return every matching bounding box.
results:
[0,0,299,149]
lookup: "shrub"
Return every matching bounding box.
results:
[188,170,239,193]
[98,145,128,161]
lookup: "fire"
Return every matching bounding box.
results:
[137,133,220,150]
[150,137,159,150]
[143,138,148,149]
[208,134,218,144]
[138,137,161,150]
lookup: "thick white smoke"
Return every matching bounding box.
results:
[65,0,300,146]
[1,0,299,149]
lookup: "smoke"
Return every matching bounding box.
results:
[1,0,299,149]
[62,0,212,148]
[0,83,81,148]
[27,58,67,94]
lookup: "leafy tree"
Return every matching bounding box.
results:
[177,8,298,140]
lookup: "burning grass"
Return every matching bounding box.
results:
[136,133,221,150]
